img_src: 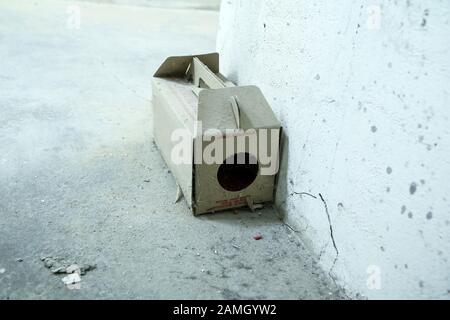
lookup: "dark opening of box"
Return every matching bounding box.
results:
[217,152,259,192]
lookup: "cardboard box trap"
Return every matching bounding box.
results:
[152,53,281,215]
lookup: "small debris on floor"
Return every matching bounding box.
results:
[246,197,264,213]
[62,272,81,284]
[66,264,80,274]
[253,233,263,240]
[79,264,96,275]
[42,256,66,274]
[174,184,183,203]
[62,273,82,290]
[52,266,67,274]
[41,256,96,289]
[232,244,240,250]
[16,258,23,262]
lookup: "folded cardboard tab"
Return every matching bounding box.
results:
[152,52,281,215]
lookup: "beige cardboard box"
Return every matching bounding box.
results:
[152,53,281,215]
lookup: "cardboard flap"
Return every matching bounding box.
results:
[197,86,281,132]
[188,57,228,89]
[153,53,219,78]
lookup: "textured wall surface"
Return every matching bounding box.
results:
[217,0,450,299]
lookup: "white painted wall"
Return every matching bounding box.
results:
[217,0,450,299]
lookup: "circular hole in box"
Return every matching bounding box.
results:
[217,152,259,192]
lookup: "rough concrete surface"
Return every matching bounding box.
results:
[217,0,450,299]
[0,0,341,299]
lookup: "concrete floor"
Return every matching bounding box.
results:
[81,0,221,10]
[0,0,342,299]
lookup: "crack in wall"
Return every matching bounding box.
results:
[290,191,317,199]
[318,193,339,276]
[281,191,350,298]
